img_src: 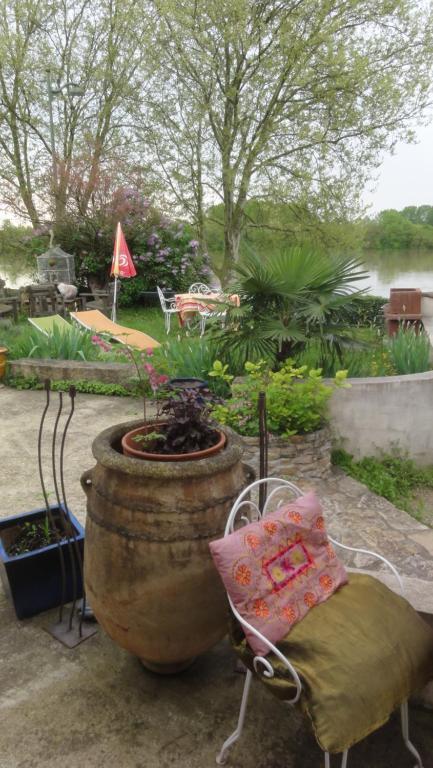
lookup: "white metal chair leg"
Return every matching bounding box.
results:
[324,751,349,767]
[200,316,206,336]
[216,669,253,765]
[401,701,424,767]
[165,312,171,333]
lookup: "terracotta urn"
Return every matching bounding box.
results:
[82,420,249,673]
[0,347,8,379]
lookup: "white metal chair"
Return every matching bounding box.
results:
[199,307,227,337]
[188,282,212,294]
[157,286,179,334]
[216,477,427,768]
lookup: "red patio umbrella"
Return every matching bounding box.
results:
[110,222,136,322]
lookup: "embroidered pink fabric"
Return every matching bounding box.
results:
[209,491,348,656]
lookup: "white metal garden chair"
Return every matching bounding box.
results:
[156,286,179,334]
[198,307,227,336]
[188,282,213,294]
[216,477,430,768]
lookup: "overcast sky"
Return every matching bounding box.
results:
[363,122,433,214]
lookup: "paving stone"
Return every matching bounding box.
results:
[410,530,433,556]
[0,387,433,768]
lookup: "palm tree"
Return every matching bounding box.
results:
[213,247,369,368]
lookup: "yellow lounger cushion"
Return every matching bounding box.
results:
[70,309,160,350]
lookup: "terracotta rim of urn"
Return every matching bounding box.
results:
[121,421,227,462]
[90,420,244,479]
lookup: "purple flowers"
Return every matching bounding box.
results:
[147,233,159,247]
[121,186,138,200]
[188,239,199,250]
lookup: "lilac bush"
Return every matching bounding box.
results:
[122,220,210,305]
[38,185,210,301]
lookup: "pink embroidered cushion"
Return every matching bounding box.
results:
[209,491,348,656]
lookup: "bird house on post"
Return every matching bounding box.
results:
[37,246,76,285]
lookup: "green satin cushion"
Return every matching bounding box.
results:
[230,573,433,753]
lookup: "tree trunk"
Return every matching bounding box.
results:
[221,226,241,286]
[218,170,243,285]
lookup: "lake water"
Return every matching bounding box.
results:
[1,249,433,297]
[357,250,433,297]
[0,252,35,289]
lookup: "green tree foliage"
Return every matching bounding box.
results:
[147,0,433,282]
[0,0,153,225]
[401,206,433,226]
[1,0,433,285]
[364,208,433,250]
[206,200,365,270]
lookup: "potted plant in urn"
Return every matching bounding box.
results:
[82,350,249,674]
[122,387,226,461]
[210,359,349,480]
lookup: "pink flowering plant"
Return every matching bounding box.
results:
[92,334,225,456]
[91,335,169,419]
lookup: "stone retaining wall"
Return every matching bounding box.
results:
[9,358,134,385]
[329,370,433,465]
[241,426,332,479]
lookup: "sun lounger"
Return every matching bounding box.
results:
[70,309,160,350]
[28,314,73,335]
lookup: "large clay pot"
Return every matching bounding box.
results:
[0,347,8,379]
[82,420,249,673]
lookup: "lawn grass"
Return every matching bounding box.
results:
[0,307,172,358]
[117,306,168,342]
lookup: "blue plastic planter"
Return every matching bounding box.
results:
[168,377,209,390]
[0,505,84,619]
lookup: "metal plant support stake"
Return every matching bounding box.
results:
[258,391,269,513]
[38,380,97,647]
[37,381,68,620]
